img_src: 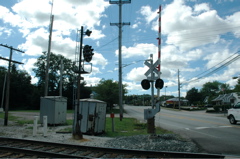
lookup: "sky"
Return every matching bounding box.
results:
[0,0,240,98]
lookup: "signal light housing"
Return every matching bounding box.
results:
[83,45,94,62]
[155,78,164,89]
[85,29,92,36]
[141,79,150,90]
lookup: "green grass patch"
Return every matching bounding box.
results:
[0,112,33,126]
[2,111,172,138]
[10,110,40,113]
[0,112,4,119]
[103,117,172,137]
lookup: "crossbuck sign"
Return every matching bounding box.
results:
[144,59,159,80]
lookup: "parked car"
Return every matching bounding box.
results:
[227,102,240,124]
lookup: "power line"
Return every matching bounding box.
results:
[183,51,240,84]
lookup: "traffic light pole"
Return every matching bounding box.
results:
[73,26,84,140]
[73,26,92,139]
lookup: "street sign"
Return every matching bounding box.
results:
[144,59,159,77]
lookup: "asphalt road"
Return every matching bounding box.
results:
[124,105,240,156]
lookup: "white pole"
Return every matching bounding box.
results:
[157,5,162,99]
[43,116,48,137]
[33,116,38,136]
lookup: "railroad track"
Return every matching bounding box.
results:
[0,137,224,158]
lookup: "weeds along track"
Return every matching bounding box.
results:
[0,137,224,158]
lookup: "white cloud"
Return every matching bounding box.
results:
[0,27,12,37]
[117,43,156,59]
[91,52,108,69]
[194,3,210,13]
[136,0,240,52]
[123,81,144,93]
[126,67,147,82]
[18,28,49,56]
[82,76,101,87]
[140,5,158,24]
[203,49,233,69]
[18,58,38,84]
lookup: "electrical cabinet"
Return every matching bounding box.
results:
[40,96,67,125]
[73,99,107,135]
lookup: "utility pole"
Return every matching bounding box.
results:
[44,14,54,96]
[178,69,181,110]
[44,0,54,96]
[59,59,63,96]
[0,44,24,126]
[109,0,131,121]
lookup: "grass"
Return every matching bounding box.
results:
[103,117,172,137]
[1,110,172,137]
[57,117,172,137]
[0,112,34,126]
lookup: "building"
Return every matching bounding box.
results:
[211,92,240,105]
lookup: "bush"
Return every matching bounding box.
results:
[213,105,231,112]
[213,105,220,112]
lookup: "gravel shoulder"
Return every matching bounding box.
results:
[0,112,200,153]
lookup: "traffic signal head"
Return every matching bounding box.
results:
[85,29,92,36]
[141,79,150,90]
[83,45,94,62]
[155,78,164,89]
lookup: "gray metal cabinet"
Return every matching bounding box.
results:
[40,96,67,125]
[73,99,107,135]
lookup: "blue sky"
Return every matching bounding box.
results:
[0,0,240,97]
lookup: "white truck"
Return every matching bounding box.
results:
[227,102,240,124]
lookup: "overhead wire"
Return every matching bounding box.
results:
[182,50,240,84]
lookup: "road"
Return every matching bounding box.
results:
[124,105,240,156]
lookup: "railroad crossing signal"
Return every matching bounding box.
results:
[141,55,164,90]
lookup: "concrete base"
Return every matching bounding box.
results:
[0,108,4,113]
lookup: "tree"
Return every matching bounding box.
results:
[233,79,240,92]
[33,52,76,96]
[200,81,222,99]
[186,87,202,105]
[220,83,232,94]
[94,79,127,110]
[0,65,37,110]
[33,52,92,109]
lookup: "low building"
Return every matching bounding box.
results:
[164,97,188,107]
[212,92,240,105]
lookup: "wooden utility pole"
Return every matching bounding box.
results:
[44,14,54,96]
[178,69,181,110]
[0,44,24,126]
[109,0,131,120]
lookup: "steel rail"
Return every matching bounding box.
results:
[0,137,225,158]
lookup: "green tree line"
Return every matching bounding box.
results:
[186,80,240,105]
[0,52,128,110]
[0,52,91,110]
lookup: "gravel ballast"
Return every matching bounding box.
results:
[103,134,199,153]
[0,117,200,153]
